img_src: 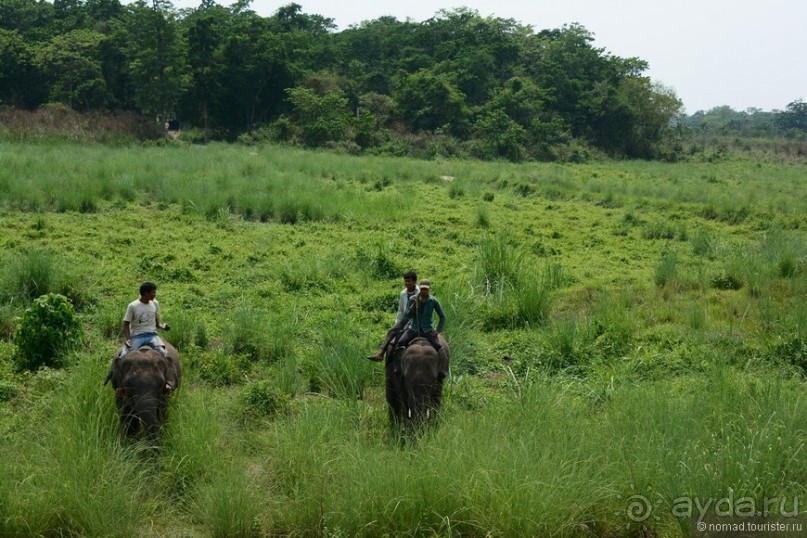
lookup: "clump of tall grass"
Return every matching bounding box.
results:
[194,349,250,387]
[163,309,204,351]
[476,232,524,290]
[541,315,595,371]
[653,249,679,287]
[237,379,291,421]
[603,368,806,518]
[94,300,124,340]
[159,385,230,500]
[188,462,266,537]
[448,181,465,199]
[590,289,636,360]
[308,319,373,400]
[222,303,296,363]
[477,261,559,331]
[0,249,76,304]
[356,241,400,280]
[0,356,153,537]
[760,226,805,279]
[0,303,18,339]
[691,227,718,258]
[475,204,491,228]
[512,268,553,328]
[265,380,618,535]
[642,220,681,240]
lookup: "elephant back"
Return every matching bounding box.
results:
[110,342,181,391]
[405,335,450,379]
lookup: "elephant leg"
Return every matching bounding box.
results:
[386,375,403,428]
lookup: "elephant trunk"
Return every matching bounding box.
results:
[407,383,435,423]
[120,376,167,440]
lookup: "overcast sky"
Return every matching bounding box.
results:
[171,0,806,114]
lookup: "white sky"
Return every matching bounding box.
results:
[171,0,807,114]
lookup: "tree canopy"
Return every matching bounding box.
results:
[9,0,796,160]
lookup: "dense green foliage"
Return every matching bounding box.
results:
[0,142,805,535]
[13,293,82,371]
[0,0,689,159]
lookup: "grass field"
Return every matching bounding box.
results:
[0,141,805,536]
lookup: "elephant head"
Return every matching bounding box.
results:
[385,335,449,430]
[110,342,181,441]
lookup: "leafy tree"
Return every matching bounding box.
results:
[286,86,351,146]
[119,0,186,120]
[0,0,55,41]
[395,68,470,135]
[421,9,522,106]
[472,109,526,161]
[613,78,682,157]
[182,0,228,140]
[212,8,301,134]
[51,0,90,33]
[34,29,110,109]
[777,100,807,134]
[0,28,42,107]
[14,293,83,372]
[332,17,421,96]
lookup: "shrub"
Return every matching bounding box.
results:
[238,380,290,420]
[0,380,17,402]
[711,272,743,290]
[14,293,82,371]
[196,350,249,387]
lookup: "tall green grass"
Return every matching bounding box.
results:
[1,143,806,535]
[0,354,804,536]
[310,319,374,400]
[0,357,152,537]
[0,249,75,304]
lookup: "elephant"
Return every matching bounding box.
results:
[109,341,181,441]
[385,334,449,430]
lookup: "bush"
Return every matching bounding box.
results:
[238,380,290,420]
[0,380,17,402]
[196,350,250,387]
[13,294,82,371]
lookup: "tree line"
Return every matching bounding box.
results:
[1,0,804,160]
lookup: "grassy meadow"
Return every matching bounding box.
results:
[0,141,805,537]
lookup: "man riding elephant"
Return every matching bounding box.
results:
[394,279,448,379]
[105,281,173,389]
[367,270,419,363]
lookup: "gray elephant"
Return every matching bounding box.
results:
[109,341,181,441]
[385,334,449,429]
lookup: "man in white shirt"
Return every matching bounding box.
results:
[367,271,419,362]
[120,281,170,359]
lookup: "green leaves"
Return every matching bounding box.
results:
[13,293,83,371]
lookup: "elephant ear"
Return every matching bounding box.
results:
[153,352,173,392]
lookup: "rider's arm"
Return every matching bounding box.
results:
[154,303,168,330]
[434,300,446,333]
[122,320,131,344]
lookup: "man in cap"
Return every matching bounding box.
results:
[394,278,445,353]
